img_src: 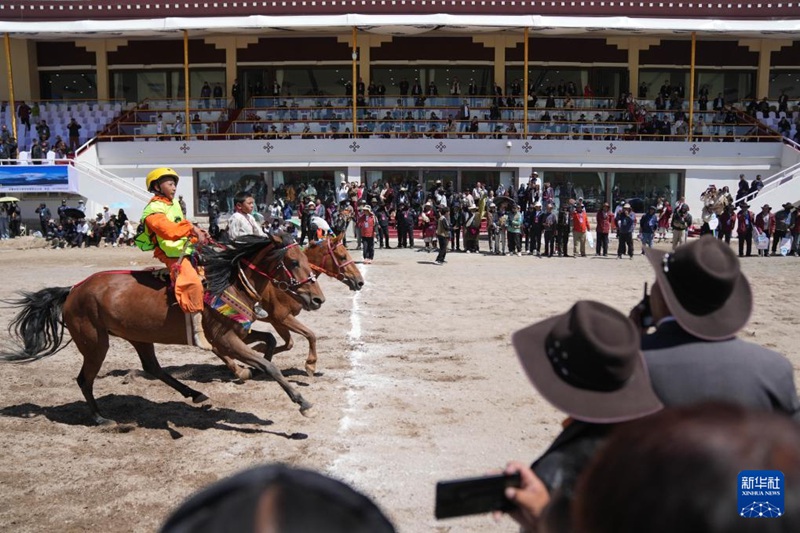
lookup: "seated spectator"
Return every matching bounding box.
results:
[575,403,800,533]
[161,464,395,533]
[496,301,663,531]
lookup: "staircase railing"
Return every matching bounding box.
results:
[70,159,151,202]
[738,160,800,206]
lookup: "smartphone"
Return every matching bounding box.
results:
[434,471,522,519]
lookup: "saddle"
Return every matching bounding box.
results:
[148,267,259,332]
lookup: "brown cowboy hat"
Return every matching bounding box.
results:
[782,202,794,210]
[762,204,772,210]
[644,236,752,341]
[512,301,662,424]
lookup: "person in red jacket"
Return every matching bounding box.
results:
[571,199,591,257]
[716,204,736,244]
[595,202,615,256]
[754,203,776,257]
[358,205,376,264]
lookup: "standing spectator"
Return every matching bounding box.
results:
[375,203,390,249]
[507,205,523,256]
[656,200,672,243]
[57,199,69,224]
[736,202,755,257]
[36,120,51,144]
[358,204,376,264]
[792,205,800,256]
[463,205,480,253]
[556,204,571,257]
[542,203,557,257]
[639,205,658,253]
[17,101,31,131]
[773,202,794,255]
[213,83,224,108]
[67,118,82,152]
[231,79,243,109]
[178,195,187,217]
[529,202,544,256]
[8,201,21,237]
[595,202,614,256]
[434,207,450,265]
[670,204,691,251]
[35,202,51,235]
[615,203,636,259]
[716,203,736,244]
[0,201,9,239]
[735,173,749,205]
[156,114,166,141]
[200,81,211,109]
[571,199,590,257]
[755,203,775,257]
[192,114,202,137]
[31,139,43,165]
[173,115,184,140]
[749,174,764,198]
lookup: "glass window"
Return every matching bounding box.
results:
[540,171,606,212]
[460,171,515,195]
[272,170,342,208]
[768,70,800,99]
[610,172,681,213]
[39,71,97,100]
[373,66,494,100]
[423,170,457,193]
[196,170,270,215]
[111,68,224,103]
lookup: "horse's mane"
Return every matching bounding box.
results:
[203,232,295,295]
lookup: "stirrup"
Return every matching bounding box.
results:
[189,312,214,351]
[253,302,268,319]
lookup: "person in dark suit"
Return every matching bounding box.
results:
[636,236,800,420]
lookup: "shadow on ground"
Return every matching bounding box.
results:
[0,395,308,440]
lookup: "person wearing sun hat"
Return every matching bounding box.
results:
[498,300,663,532]
[755,203,776,257]
[638,236,800,419]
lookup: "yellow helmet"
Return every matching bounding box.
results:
[146,167,180,192]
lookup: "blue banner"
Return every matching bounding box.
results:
[0,165,74,193]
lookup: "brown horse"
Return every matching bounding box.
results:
[219,233,363,379]
[2,233,326,425]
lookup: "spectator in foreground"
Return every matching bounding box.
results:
[160,464,395,533]
[499,300,663,532]
[637,236,800,420]
[575,403,800,533]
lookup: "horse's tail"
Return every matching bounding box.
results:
[2,287,72,362]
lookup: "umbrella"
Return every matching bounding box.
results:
[492,195,517,210]
[288,216,302,228]
[62,207,86,219]
[0,196,20,202]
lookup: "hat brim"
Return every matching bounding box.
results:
[645,247,752,340]
[512,317,663,424]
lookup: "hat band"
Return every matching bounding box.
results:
[546,338,626,393]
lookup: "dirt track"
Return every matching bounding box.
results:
[0,239,797,532]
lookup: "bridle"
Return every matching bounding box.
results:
[238,242,316,299]
[309,237,354,281]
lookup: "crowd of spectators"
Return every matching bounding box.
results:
[30,200,135,249]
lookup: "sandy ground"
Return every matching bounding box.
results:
[0,236,797,532]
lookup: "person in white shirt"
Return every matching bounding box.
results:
[226,191,268,318]
[337,181,350,204]
[227,192,265,240]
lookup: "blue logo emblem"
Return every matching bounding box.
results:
[738,470,784,518]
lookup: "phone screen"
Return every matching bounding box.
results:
[435,472,522,519]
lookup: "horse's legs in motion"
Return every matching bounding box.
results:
[263,319,294,355]
[274,316,318,377]
[245,329,279,361]
[217,331,313,416]
[74,327,114,425]
[129,341,209,404]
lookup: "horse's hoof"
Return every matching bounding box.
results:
[299,404,315,418]
[238,368,253,381]
[304,364,316,377]
[193,393,210,404]
[95,416,115,427]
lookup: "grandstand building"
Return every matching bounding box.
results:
[1,1,800,220]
